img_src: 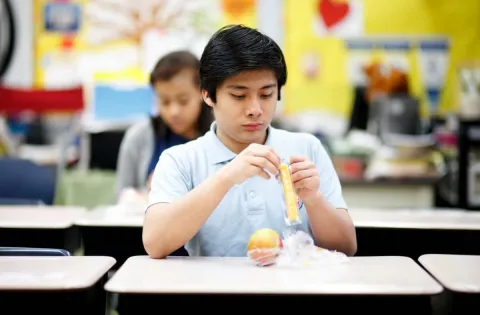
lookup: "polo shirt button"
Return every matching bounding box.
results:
[249,191,256,198]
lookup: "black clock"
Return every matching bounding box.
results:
[0,0,15,79]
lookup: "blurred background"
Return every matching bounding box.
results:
[1,0,480,211]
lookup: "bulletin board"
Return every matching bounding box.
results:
[33,0,256,122]
[283,0,480,118]
[33,0,257,88]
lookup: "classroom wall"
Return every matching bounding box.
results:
[283,0,480,117]
[2,0,33,87]
[5,0,479,120]
[32,0,260,88]
[365,0,480,116]
[29,0,284,122]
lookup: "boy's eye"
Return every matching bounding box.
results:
[230,94,245,100]
[261,93,273,99]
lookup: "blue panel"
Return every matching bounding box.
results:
[92,84,155,122]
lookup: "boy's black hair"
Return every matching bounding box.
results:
[149,50,213,138]
[200,24,287,102]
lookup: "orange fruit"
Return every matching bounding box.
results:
[247,228,283,266]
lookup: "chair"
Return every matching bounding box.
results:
[0,247,71,256]
[0,198,44,205]
[0,158,56,205]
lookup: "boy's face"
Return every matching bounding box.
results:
[203,69,278,152]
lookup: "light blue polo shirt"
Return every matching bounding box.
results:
[148,122,347,257]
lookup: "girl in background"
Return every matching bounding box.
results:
[116,51,213,202]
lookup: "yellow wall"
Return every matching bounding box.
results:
[284,0,480,117]
[33,0,85,87]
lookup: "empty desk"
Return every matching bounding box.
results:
[351,208,480,258]
[419,254,480,314]
[105,255,442,314]
[342,178,437,208]
[0,206,86,253]
[75,206,187,269]
[0,256,115,314]
[75,206,145,269]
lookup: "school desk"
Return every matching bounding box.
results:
[75,206,187,269]
[105,255,442,314]
[419,254,480,314]
[0,206,86,253]
[350,208,480,259]
[342,177,436,208]
[0,256,115,314]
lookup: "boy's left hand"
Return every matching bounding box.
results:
[289,155,320,202]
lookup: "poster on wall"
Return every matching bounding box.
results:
[283,0,366,119]
[34,0,257,121]
[343,37,450,118]
[35,0,257,88]
[416,39,450,116]
[284,0,480,119]
[43,2,81,33]
[83,0,222,79]
[313,0,363,38]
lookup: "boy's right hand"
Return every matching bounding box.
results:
[220,143,281,186]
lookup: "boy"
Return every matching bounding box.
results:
[143,25,357,259]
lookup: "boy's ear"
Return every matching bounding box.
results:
[202,90,214,107]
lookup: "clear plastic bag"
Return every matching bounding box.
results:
[247,159,348,268]
[247,230,349,268]
[278,159,302,226]
[247,248,282,267]
[277,231,349,267]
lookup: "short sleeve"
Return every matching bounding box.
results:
[313,139,348,210]
[147,150,191,210]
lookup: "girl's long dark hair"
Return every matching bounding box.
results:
[149,50,213,139]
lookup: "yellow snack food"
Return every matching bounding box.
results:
[279,162,299,223]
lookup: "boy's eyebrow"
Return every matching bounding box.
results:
[260,84,277,89]
[227,85,248,90]
[226,83,277,90]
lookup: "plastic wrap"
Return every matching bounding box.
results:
[247,158,348,268]
[247,229,348,267]
[277,231,349,267]
[247,247,283,267]
[278,159,302,226]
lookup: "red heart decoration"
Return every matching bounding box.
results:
[61,36,75,50]
[318,0,350,30]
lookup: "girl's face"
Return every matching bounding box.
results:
[153,69,202,139]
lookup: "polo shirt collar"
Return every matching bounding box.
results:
[206,121,276,165]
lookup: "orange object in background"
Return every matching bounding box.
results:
[333,156,366,180]
[362,62,409,103]
[247,228,283,266]
[222,0,255,19]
